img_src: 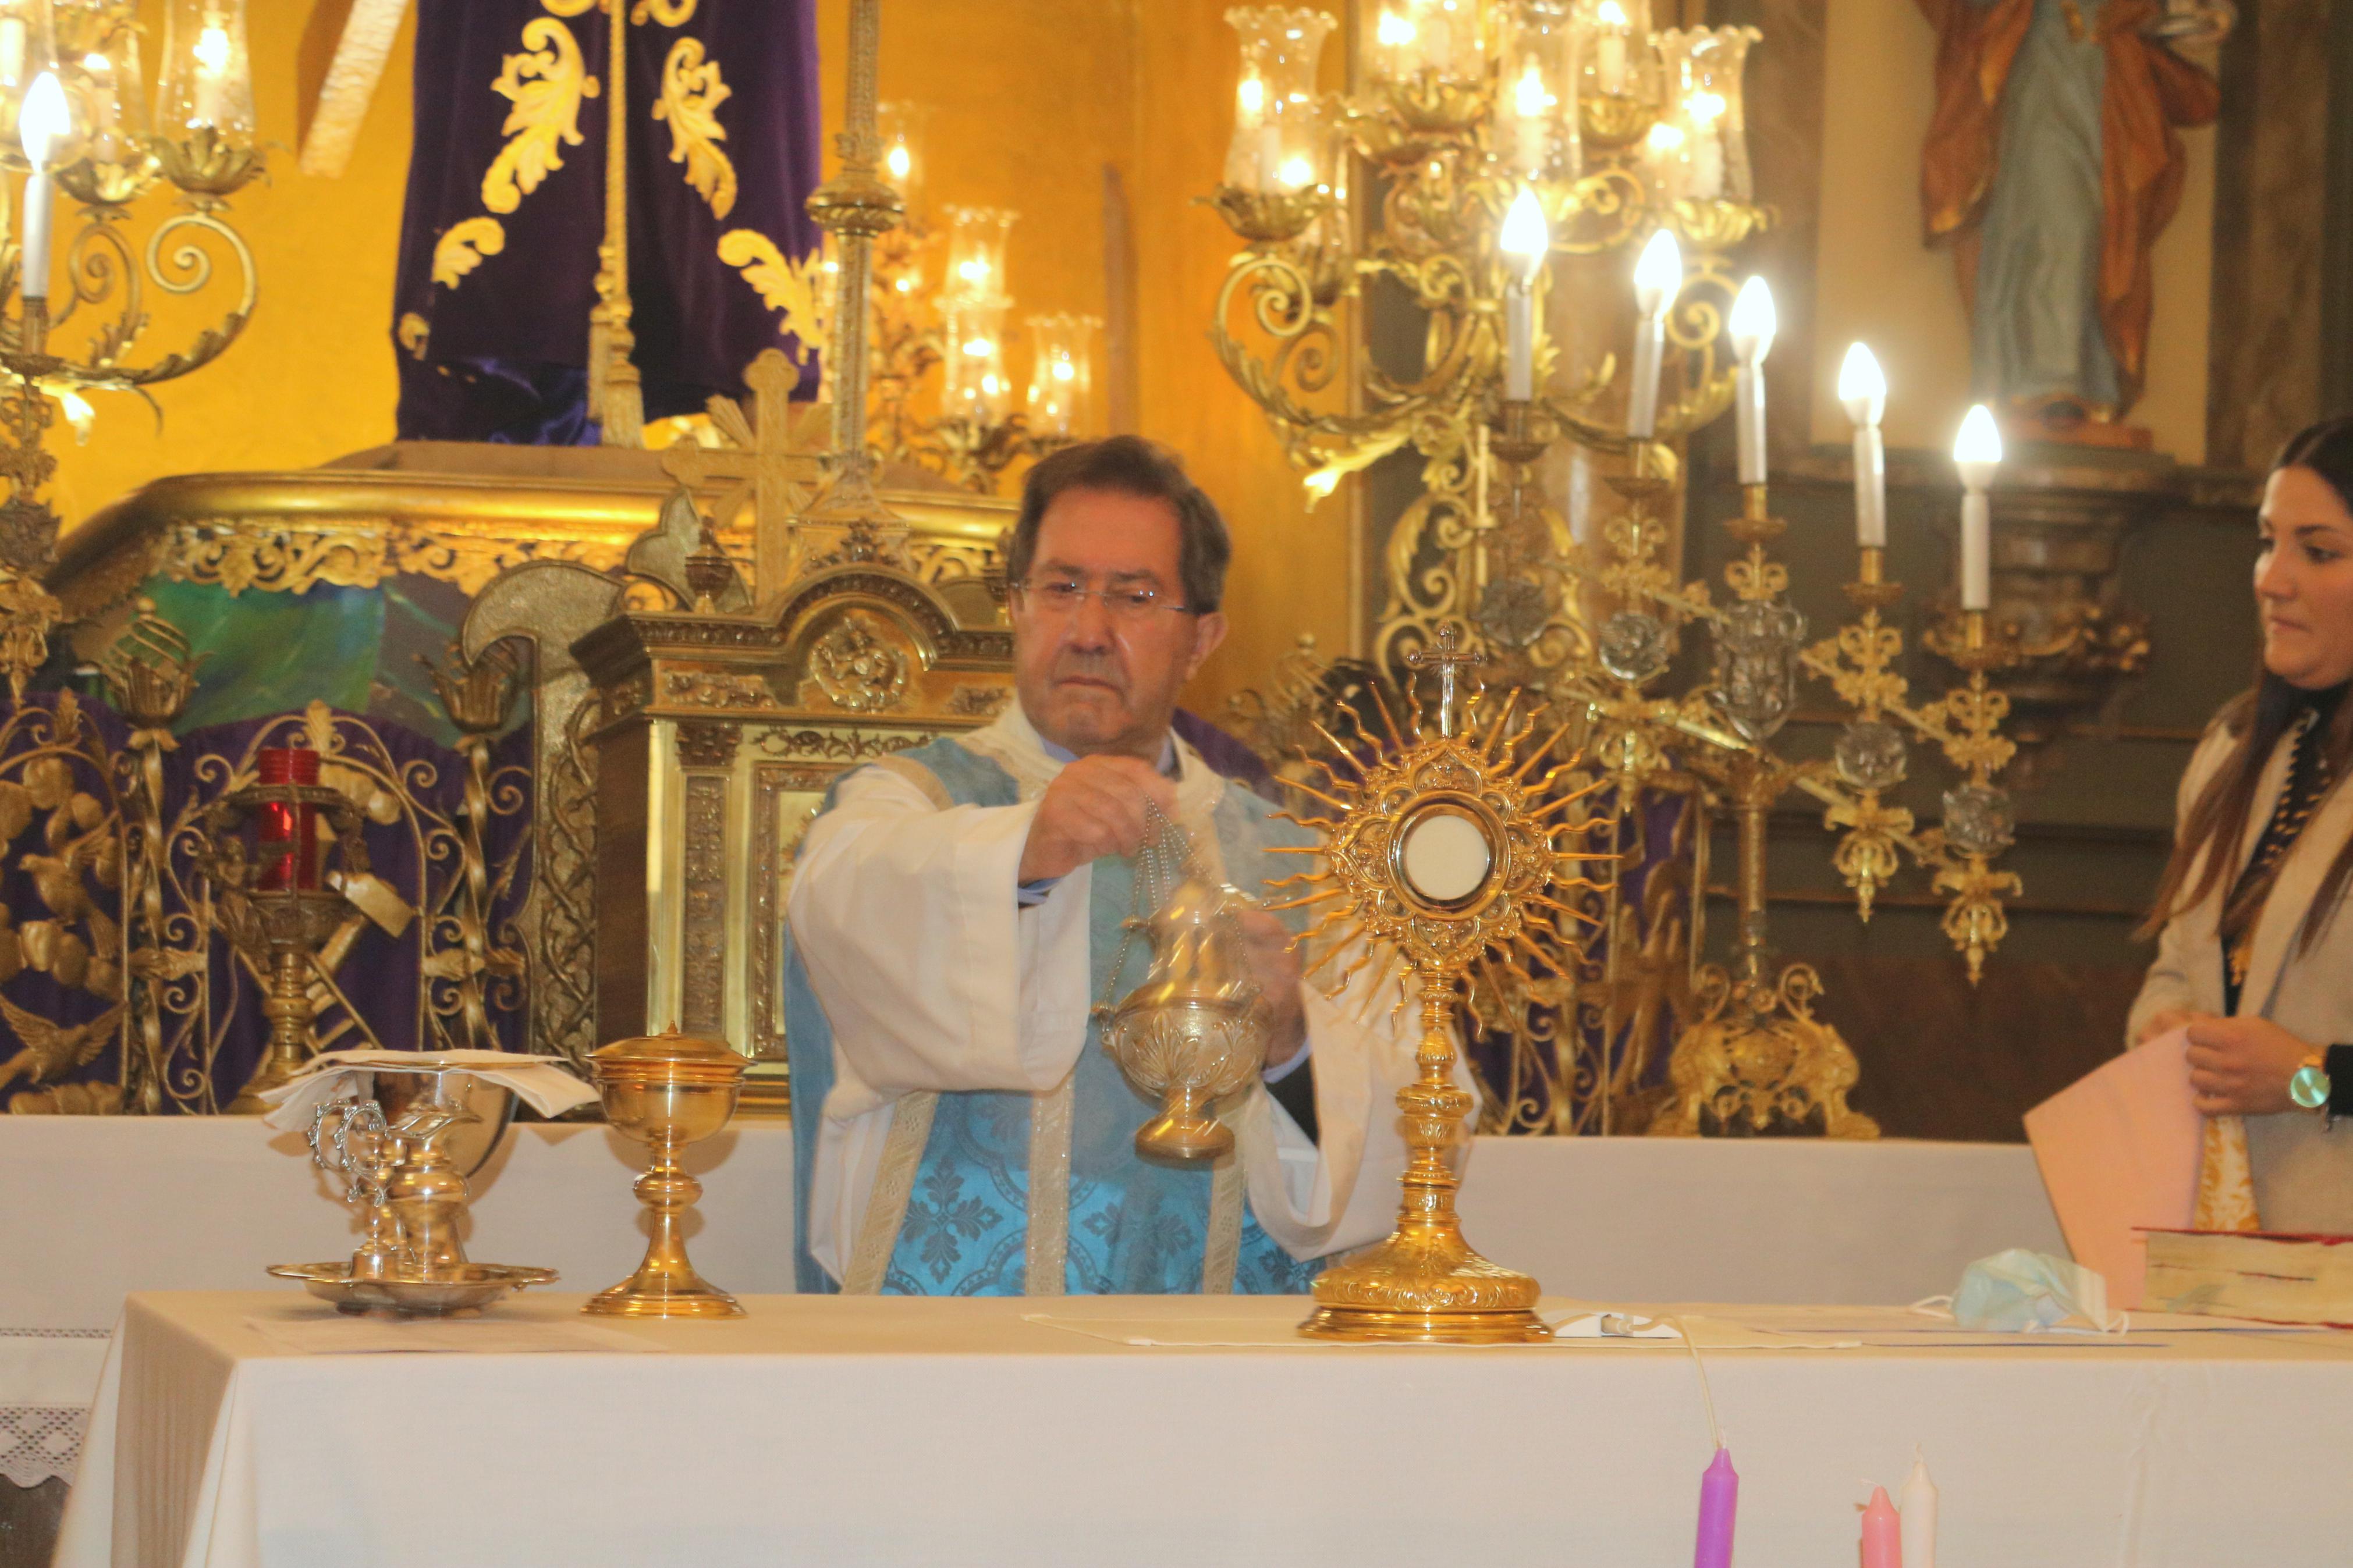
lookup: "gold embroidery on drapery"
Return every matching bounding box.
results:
[396,313,431,358]
[539,0,598,16]
[481,16,601,215]
[631,0,696,24]
[716,230,827,356]
[654,37,737,219]
[430,217,509,287]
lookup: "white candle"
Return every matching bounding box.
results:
[17,70,68,303]
[1838,343,1888,547]
[1512,62,1548,175]
[1499,187,1549,402]
[1954,403,2003,611]
[1687,93,1725,201]
[193,23,234,127]
[1899,1453,1939,1568]
[1627,227,1680,439]
[1727,276,1774,486]
[0,19,24,86]
[1595,1,1629,93]
[1258,120,1283,190]
[1420,0,1452,73]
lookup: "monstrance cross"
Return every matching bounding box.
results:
[1406,623,1485,738]
[661,349,832,604]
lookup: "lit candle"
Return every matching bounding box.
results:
[1686,91,1725,201]
[1499,186,1549,401]
[1694,1448,1738,1568]
[1376,8,1417,78]
[17,69,67,303]
[194,23,232,128]
[1859,1485,1902,1568]
[1953,403,2002,613]
[1627,226,1680,439]
[1728,275,1774,486]
[0,17,24,86]
[1839,343,1888,547]
[1512,60,1549,175]
[1417,0,1453,73]
[1594,0,1630,93]
[1900,1453,1939,1568]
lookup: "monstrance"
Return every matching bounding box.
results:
[1273,624,1606,1343]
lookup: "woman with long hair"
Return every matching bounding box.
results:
[2131,415,2353,1229]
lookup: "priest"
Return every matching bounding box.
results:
[784,436,1438,1296]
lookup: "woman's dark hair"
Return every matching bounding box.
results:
[1006,436,1232,613]
[2141,415,2353,948]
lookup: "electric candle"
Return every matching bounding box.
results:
[17,70,67,302]
[1512,60,1549,174]
[1594,0,1630,92]
[1686,91,1725,201]
[1499,187,1549,401]
[1900,1452,1938,1568]
[1839,343,1887,547]
[1859,1485,1902,1568]
[193,23,231,127]
[1953,403,2002,613]
[1627,227,1680,439]
[1727,276,1774,486]
[1693,1447,1738,1568]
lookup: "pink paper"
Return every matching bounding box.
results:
[2022,1027,2201,1309]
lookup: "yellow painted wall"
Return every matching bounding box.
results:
[49,0,413,529]
[1807,0,2214,463]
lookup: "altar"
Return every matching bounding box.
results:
[0,1117,2063,1504]
[51,1289,2353,1568]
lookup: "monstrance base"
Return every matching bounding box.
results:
[1299,1231,1550,1344]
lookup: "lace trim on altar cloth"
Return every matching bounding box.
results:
[1,1406,90,1488]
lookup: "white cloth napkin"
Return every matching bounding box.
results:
[260,1048,599,1129]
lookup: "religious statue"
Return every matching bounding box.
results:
[1917,0,2231,445]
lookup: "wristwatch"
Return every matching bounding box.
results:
[2290,1052,2331,1111]
[2289,1045,2353,1126]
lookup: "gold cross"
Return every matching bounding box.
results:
[1406,623,1484,738]
[661,349,833,604]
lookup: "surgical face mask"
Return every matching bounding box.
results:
[1947,1248,2128,1333]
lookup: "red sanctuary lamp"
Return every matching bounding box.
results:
[252,747,321,891]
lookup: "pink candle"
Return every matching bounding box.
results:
[1860,1485,1903,1568]
[1694,1447,1738,1568]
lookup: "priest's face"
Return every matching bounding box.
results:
[1012,488,1227,760]
[2256,465,2353,691]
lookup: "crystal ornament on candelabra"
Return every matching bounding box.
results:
[1268,624,1607,1341]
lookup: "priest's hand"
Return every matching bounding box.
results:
[1018,755,1179,884]
[1235,907,1307,1070]
[2185,1014,2310,1117]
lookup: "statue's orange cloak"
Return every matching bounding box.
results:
[1915,0,2219,410]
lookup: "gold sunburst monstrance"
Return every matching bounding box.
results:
[1270,625,1606,1343]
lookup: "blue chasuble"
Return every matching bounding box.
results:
[784,735,1326,1296]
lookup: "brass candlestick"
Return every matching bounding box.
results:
[1269,625,1604,1342]
[585,1030,748,1318]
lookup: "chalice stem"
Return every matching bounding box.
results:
[586,1137,745,1317]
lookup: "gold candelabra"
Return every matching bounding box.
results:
[0,0,264,695]
[1209,3,2028,1133]
[1208,1,1772,684]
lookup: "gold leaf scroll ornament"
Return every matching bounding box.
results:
[655,37,736,219]
[716,230,826,357]
[631,0,697,23]
[481,16,601,216]
[431,218,508,288]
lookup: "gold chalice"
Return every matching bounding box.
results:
[584,1030,747,1318]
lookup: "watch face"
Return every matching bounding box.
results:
[2291,1064,2333,1111]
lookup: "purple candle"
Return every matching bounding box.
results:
[1695,1446,1738,1568]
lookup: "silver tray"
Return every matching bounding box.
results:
[267,1261,559,1316]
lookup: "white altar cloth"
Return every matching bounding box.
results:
[1,1119,2064,1486]
[54,1290,2353,1568]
